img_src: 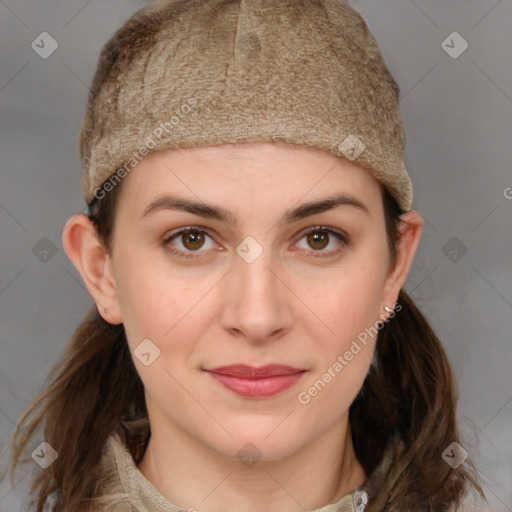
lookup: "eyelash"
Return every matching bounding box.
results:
[163,225,350,260]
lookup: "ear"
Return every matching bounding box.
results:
[380,210,423,314]
[61,213,122,324]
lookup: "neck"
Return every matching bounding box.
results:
[137,411,367,512]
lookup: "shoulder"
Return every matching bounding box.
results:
[82,433,137,512]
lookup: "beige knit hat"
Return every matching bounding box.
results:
[79,0,413,212]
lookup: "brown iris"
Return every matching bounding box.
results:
[181,230,206,250]
[306,230,329,251]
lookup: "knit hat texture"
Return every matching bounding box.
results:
[79,0,413,212]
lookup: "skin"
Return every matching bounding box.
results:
[62,142,423,512]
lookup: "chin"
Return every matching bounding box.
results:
[210,428,306,464]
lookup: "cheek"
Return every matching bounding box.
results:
[113,259,204,407]
[302,265,384,343]
[114,250,213,362]
[115,242,177,316]
[293,263,385,406]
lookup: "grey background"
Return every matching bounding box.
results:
[1,0,511,510]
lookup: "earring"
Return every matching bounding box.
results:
[105,308,109,315]
[382,305,394,320]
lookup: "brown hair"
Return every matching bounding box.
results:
[1,172,487,511]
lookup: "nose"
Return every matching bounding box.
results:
[219,242,294,345]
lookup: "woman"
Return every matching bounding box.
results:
[2,0,487,510]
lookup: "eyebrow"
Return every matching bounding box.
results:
[140,192,370,225]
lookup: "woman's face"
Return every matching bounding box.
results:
[95,142,417,461]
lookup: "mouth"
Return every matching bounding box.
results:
[203,364,307,398]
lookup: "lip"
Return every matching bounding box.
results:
[204,364,307,398]
[207,364,305,379]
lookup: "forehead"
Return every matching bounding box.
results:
[117,142,383,217]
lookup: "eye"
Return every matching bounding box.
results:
[163,225,349,260]
[294,226,349,258]
[163,227,216,259]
